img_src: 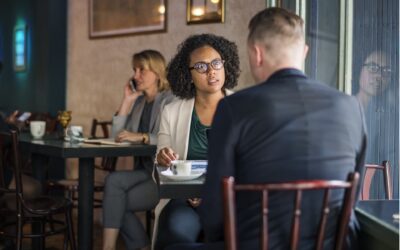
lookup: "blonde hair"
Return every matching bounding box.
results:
[132,50,170,91]
[248,7,304,52]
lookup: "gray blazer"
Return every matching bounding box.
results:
[112,90,176,145]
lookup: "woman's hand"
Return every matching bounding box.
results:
[117,80,144,116]
[123,80,143,102]
[5,110,19,124]
[156,147,179,167]
[188,198,202,208]
[115,130,143,143]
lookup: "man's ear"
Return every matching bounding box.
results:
[303,44,309,59]
[253,43,264,67]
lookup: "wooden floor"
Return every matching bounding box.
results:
[18,210,150,250]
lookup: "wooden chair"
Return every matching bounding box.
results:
[90,118,112,139]
[361,161,392,200]
[47,118,117,208]
[90,119,118,173]
[0,130,76,250]
[222,172,359,250]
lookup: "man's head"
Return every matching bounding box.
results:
[247,7,308,82]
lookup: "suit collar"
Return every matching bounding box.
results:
[266,68,306,82]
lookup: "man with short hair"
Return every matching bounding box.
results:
[200,7,366,249]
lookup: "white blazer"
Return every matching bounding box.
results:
[152,91,233,247]
[152,98,195,246]
[157,98,195,160]
[157,89,233,159]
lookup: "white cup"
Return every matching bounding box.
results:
[30,121,46,139]
[171,160,192,176]
[67,125,83,142]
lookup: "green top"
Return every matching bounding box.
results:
[187,108,210,160]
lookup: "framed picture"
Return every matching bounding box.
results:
[187,0,225,24]
[89,0,167,38]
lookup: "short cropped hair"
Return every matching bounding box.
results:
[132,50,169,91]
[167,33,240,99]
[248,7,304,50]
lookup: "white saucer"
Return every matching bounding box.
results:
[160,169,204,181]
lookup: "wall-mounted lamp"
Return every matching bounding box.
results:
[13,25,27,71]
[187,0,225,24]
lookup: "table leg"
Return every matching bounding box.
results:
[31,153,49,193]
[30,153,48,250]
[78,157,94,250]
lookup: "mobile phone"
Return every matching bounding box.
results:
[129,80,136,92]
[17,112,31,122]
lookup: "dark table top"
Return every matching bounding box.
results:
[356,199,399,234]
[356,199,399,250]
[19,133,157,158]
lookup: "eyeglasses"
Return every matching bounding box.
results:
[189,59,225,74]
[363,63,392,77]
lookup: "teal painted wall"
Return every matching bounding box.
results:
[0,0,67,116]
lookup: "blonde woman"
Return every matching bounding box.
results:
[103,50,175,250]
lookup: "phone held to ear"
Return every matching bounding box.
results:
[17,112,31,122]
[129,80,136,92]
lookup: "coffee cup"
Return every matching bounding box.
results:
[171,160,192,176]
[30,121,46,139]
[67,125,83,143]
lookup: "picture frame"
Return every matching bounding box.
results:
[89,0,167,38]
[187,0,225,24]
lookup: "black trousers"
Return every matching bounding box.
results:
[155,199,202,250]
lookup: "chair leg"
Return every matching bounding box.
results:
[63,230,69,250]
[67,190,73,200]
[49,215,56,232]
[16,216,23,250]
[146,210,152,237]
[40,219,46,249]
[66,207,76,250]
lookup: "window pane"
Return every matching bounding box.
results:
[352,0,399,199]
[280,0,340,88]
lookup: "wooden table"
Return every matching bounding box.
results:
[19,133,157,250]
[356,200,399,250]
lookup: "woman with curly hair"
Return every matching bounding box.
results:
[154,33,240,249]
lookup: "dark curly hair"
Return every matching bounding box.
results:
[167,33,240,99]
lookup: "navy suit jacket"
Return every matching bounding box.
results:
[199,69,367,250]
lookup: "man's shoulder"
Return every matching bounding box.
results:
[226,77,358,110]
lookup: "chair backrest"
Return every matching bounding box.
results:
[90,119,112,139]
[222,172,359,250]
[361,161,392,200]
[0,131,10,189]
[90,119,117,172]
[0,130,24,213]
